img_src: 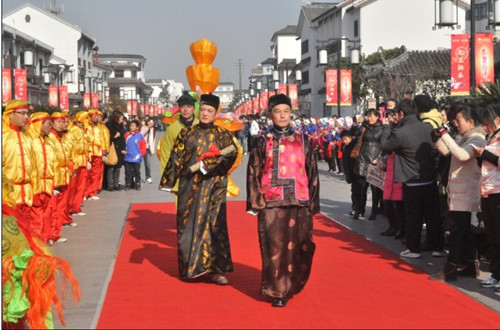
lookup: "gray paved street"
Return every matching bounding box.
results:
[53,132,499,329]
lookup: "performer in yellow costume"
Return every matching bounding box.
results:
[2,100,35,226]
[85,109,107,200]
[28,111,55,243]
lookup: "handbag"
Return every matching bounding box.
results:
[350,127,366,158]
[105,142,118,166]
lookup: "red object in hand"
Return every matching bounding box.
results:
[198,144,221,162]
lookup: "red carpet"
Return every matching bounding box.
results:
[97,201,500,329]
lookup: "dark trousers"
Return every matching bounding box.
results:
[352,176,368,215]
[143,149,152,179]
[447,211,477,264]
[482,193,500,279]
[403,182,444,253]
[384,200,405,231]
[336,155,343,173]
[124,161,141,187]
[106,165,121,189]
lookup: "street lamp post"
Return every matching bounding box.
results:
[319,37,360,117]
[295,70,302,115]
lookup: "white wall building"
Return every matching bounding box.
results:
[3,3,100,108]
[296,0,472,118]
[214,82,234,112]
[270,25,302,86]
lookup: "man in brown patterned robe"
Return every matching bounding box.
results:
[159,94,238,285]
[246,94,320,307]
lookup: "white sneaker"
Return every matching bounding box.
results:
[146,177,153,184]
[494,282,500,292]
[480,276,499,287]
[63,222,78,228]
[400,249,421,259]
[89,196,100,200]
[56,237,68,243]
[74,212,86,216]
[432,250,448,257]
[48,239,54,246]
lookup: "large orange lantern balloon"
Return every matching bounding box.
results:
[190,39,217,64]
[186,39,220,94]
[186,64,219,94]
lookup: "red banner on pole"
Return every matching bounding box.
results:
[278,84,287,95]
[145,104,150,115]
[2,69,12,105]
[127,100,132,115]
[450,34,470,96]
[48,86,59,107]
[475,33,495,89]
[289,84,298,110]
[253,97,259,114]
[59,86,69,110]
[91,93,99,108]
[140,104,145,115]
[260,91,269,110]
[340,70,352,106]
[83,93,91,109]
[326,69,338,106]
[132,101,138,115]
[268,91,276,98]
[14,69,27,101]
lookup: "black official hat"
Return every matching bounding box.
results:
[414,94,437,113]
[177,93,196,107]
[269,93,292,111]
[200,93,220,111]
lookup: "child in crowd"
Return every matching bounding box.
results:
[124,120,147,191]
[340,130,358,216]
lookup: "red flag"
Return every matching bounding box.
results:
[48,86,59,107]
[59,85,69,110]
[83,93,91,109]
[91,93,99,108]
[289,84,298,109]
[278,84,287,95]
[127,100,132,115]
[14,69,27,101]
[132,101,138,115]
[2,69,12,105]
[475,33,495,89]
[340,70,352,106]
[326,69,338,106]
[260,91,269,110]
[451,34,470,96]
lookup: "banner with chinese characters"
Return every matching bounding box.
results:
[59,85,69,110]
[140,104,145,115]
[48,86,59,107]
[450,34,470,96]
[132,101,138,115]
[83,93,91,109]
[126,100,132,115]
[289,84,298,110]
[91,93,99,108]
[325,69,338,106]
[253,97,260,113]
[14,69,27,101]
[340,70,352,106]
[475,33,495,89]
[2,69,12,105]
[260,91,269,110]
[268,91,276,98]
[278,84,287,96]
[145,104,150,116]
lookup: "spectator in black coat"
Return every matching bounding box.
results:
[105,110,126,191]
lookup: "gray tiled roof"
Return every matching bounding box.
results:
[302,2,337,28]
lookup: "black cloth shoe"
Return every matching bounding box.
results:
[272,298,287,307]
[368,212,377,220]
[394,230,405,239]
[124,185,131,191]
[380,227,397,236]
[106,187,114,192]
[114,186,122,191]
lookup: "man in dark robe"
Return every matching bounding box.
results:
[246,94,320,307]
[159,93,238,285]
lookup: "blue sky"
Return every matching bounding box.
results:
[2,0,333,89]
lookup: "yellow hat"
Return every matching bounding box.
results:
[88,108,102,116]
[29,112,51,137]
[3,100,30,129]
[50,111,67,120]
[75,111,88,123]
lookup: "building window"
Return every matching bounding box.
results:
[354,20,359,37]
[88,61,91,69]
[115,70,124,78]
[302,71,309,85]
[131,70,137,78]
[301,40,309,55]
[78,58,81,67]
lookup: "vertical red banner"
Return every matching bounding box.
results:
[289,84,298,110]
[145,104,150,115]
[48,86,59,107]
[253,97,259,114]
[278,84,287,95]
[2,69,12,105]
[140,104,145,115]
[260,91,269,110]
[132,101,138,115]
[126,100,132,115]
[475,33,495,89]
[325,69,338,106]
[59,85,69,110]
[451,34,470,96]
[91,93,99,108]
[83,93,91,109]
[340,70,352,106]
[14,69,27,101]
[268,91,276,98]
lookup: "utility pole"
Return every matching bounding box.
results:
[236,58,244,91]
